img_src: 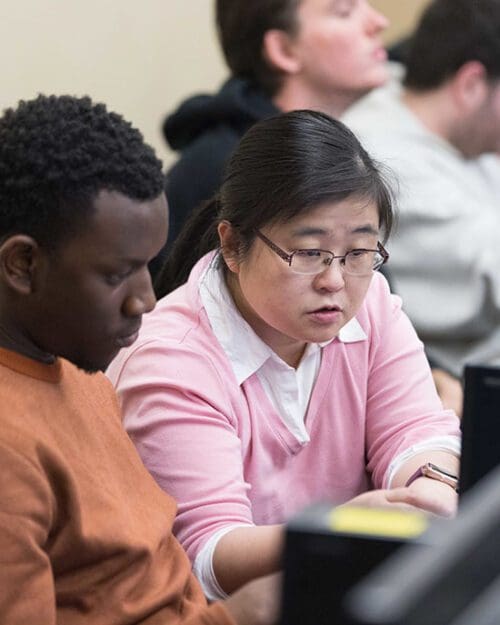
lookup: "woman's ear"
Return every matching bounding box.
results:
[217,221,241,274]
[262,29,302,75]
[0,235,39,295]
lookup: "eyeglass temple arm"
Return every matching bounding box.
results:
[255,230,293,263]
[377,241,389,263]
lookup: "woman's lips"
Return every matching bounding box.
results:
[307,306,343,325]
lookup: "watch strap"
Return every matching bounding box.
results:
[405,462,459,491]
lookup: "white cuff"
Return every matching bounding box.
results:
[385,435,461,488]
[193,523,253,601]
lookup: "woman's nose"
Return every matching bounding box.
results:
[313,258,346,292]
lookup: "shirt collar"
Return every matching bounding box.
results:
[199,260,367,385]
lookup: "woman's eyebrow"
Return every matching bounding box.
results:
[290,224,379,238]
[351,224,379,235]
[290,227,329,237]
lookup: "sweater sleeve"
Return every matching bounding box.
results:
[0,442,56,624]
[364,279,461,488]
[113,339,255,564]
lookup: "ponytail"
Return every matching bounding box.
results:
[154,196,220,298]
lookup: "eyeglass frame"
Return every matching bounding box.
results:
[254,230,389,276]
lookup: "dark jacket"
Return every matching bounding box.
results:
[150,78,277,276]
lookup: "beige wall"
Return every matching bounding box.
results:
[0,1,429,168]
[0,1,227,167]
[372,0,431,43]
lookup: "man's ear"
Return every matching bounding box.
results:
[0,235,40,295]
[263,29,302,75]
[453,61,489,114]
[217,221,241,274]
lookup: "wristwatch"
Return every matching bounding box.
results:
[405,462,459,491]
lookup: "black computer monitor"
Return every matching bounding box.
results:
[280,503,431,625]
[460,364,500,494]
[344,466,500,625]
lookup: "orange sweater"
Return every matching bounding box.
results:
[0,347,235,625]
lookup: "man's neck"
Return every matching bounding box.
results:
[273,80,363,118]
[0,320,55,364]
[401,87,457,145]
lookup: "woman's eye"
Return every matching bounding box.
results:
[304,250,321,258]
[349,249,367,258]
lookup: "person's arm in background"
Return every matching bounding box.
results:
[379,267,463,418]
[431,367,463,418]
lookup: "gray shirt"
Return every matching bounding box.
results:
[343,66,500,377]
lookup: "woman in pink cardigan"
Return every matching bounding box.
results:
[108,111,460,601]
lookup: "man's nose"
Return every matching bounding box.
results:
[365,2,389,34]
[122,270,157,317]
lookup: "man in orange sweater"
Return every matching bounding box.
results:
[0,94,279,625]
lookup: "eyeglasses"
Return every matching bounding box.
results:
[255,230,389,276]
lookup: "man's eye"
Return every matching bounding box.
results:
[105,270,131,286]
[332,0,355,18]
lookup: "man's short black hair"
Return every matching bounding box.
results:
[0,94,165,249]
[404,0,500,91]
[216,0,301,96]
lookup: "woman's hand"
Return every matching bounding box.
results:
[401,476,458,517]
[343,481,458,518]
[343,488,420,511]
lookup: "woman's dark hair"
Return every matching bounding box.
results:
[216,0,301,96]
[155,110,394,298]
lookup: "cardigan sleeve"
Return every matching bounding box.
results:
[112,339,255,563]
[364,279,461,488]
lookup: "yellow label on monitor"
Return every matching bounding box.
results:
[329,506,428,539]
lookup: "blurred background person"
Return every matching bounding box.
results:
[155,0,389,264]
[344,0,500,415]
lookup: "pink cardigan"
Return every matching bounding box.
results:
[107,254,460,564]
